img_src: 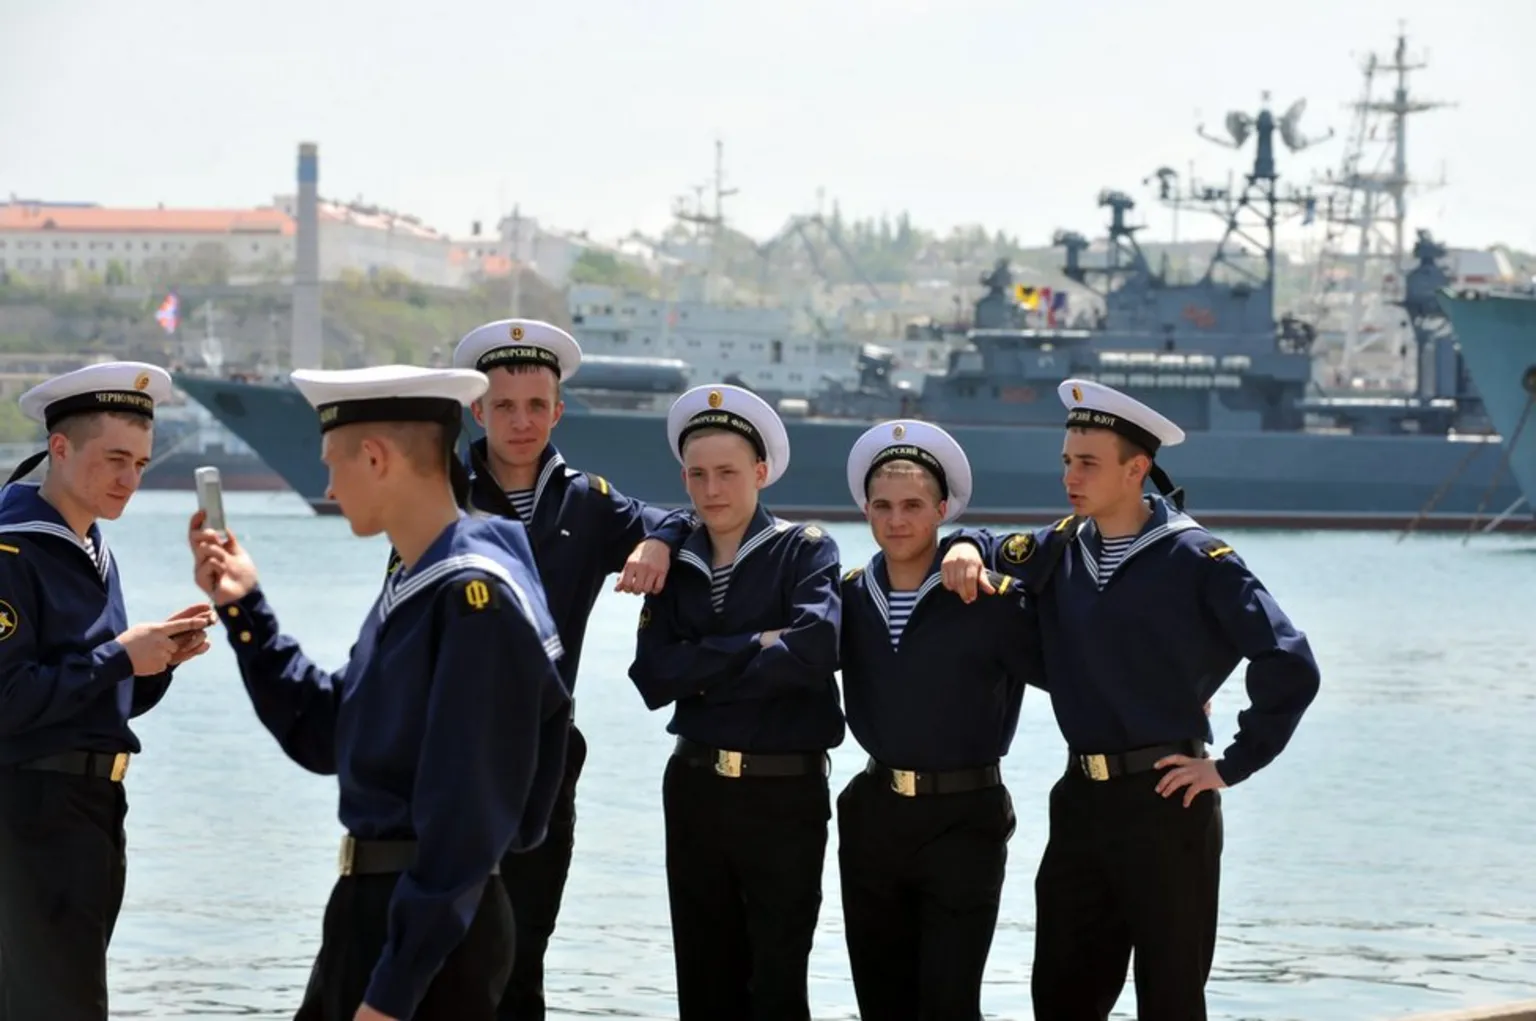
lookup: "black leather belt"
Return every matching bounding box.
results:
[14,750,130,782]
[337,835,502,877]
[1070,740,1206,781]
[673,738,828,779]
[866,758,1002,797]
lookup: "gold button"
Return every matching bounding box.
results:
[226,606,240,618]
[239,631,252,643]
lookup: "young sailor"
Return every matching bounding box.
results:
[941,378,1321,1021]
[188,365,571,1021]
[628,383,844,1021]
[0,361,216,1021]
[442,318,686,1021]
[838,419,1042,1021]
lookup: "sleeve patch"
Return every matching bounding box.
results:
[459,577,501,614]
[0,600,19,642]
[1000,532,1036,565]
[1199,538,1236,560]
[587,472,610,497]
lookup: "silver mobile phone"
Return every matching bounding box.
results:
[194,466,227,537]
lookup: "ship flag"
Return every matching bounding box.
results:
[154,293,179,335]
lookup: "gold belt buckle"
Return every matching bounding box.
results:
[109,752,130,783]
[714,749,744,778]
[890,768,917,797]
[1081,754,1110,781]
[338,835,356,877]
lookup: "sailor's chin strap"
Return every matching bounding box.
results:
[5,450,47,486]
[1148,462,1185,512]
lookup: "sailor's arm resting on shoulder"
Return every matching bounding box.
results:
[600,477,683,594]
[364,572,567,1021]
[187,510,344,775]
[627,587,762,710]
[938,527,1000,602]
[0,549,137,734]
[703,534,842,705]
[1201,543,1321,787]
[994,588,1049,693]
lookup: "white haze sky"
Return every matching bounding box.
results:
[2,0,1532,251]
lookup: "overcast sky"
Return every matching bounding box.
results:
[3,0,1531,251]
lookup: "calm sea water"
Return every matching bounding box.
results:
[96,491,1535,1020]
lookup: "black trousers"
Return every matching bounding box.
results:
[0,768,127,1021]
[661,753,829,1021]
[495,724,586,1021]
[295,871,515,1021]
[836,769,1015,1021]
[1031,766,1224,1021]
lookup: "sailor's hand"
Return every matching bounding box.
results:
[615,538,671,595]
[117,615,214,676]
[163,603,215,666]
[1153,754,1227,808]
[940,541,993,603]
[353,1005,396,1021]
[758,628,784,647]
[189,510,258,605]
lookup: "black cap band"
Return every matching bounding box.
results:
[864,444,949,500]
[677,410,766,460]
[316,396,464,434]
[476,345,561,374]
[43,390,155,431]
[1065,406,1163,455]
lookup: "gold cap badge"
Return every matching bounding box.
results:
[891,423,906,439]
[1071,385,1083,402]
[510,325,524,341]
[133,371,151,391]
[707,390,723,408]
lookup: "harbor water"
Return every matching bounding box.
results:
[100,492,1535,1020]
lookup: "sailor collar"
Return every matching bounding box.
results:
[0,482,113,582]
[677,502,789,579]
[861,548,945,636]
[1076,495,1202,587]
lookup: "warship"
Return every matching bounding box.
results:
[170,42,1527,531]
[1436,285,1536,527]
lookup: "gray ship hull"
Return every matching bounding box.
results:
[173,373,1527,532]
[1437,290,1536,517]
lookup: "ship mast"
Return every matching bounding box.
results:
[1306,26,1453,383]
[672,139,738,299]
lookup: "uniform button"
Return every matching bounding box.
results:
[226,606,240,618]
[239,631,252,643]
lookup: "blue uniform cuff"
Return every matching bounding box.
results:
[95,639,135,686]
[217,588,275,652]
[363,955,426,1021]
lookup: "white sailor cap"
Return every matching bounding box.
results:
[847,419,973,523]
[291,365,488,434]
[18,361,174,429]
[666,383,790,487]
[1058,378,1185,454]
[453,318,581,381]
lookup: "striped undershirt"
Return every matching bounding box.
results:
[886,590,918,647]
[710,564,733,612]
[1096,534,1136,588]
[505,489,535,521]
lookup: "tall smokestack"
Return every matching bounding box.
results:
[291,141,322,371]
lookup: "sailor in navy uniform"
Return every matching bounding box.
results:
[941,378,1321,1021]
[435,318,687,1021]
[0,362,216,1021]
[837,420,1042,1021]
[187,366,571,1021]
[628,384,844,1021]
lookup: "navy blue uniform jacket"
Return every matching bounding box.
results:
[629,504,846,754]
[841,549,1045,772]
[955,496,1320,786]
[220,514,571,1019]
[389,440,692,692]
[0,481,173,764]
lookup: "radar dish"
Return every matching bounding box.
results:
[1225,111,1253,148]
[1278,97,1334,151]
